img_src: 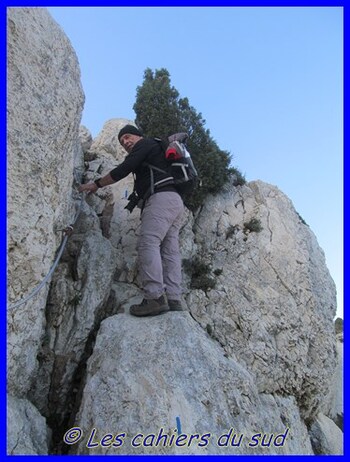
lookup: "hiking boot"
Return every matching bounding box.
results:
[168,299,184,311]
[130,295,169,317]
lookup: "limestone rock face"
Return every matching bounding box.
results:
[79,125,93,153]
[323,332,343,430]
[7,7,84,396]
[73,313,313,455]
[7,396,50,455]
[89,118,134,159]
[29,206,117,429]
[27,119,140,443]
[187,179,337,420]
[309,413,343,455]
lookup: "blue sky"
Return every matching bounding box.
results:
[47,6,343,319]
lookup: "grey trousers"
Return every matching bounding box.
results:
[137,191,184,300]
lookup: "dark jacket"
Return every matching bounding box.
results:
[110,138,178,199]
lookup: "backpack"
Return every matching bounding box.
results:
[145,132,199,198]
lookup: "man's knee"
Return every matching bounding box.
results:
[137,233,162,252]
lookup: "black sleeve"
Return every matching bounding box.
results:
[109,139,153,182]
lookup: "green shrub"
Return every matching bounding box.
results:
[228,168,246,186]
[213,268,223,276]
[335,317,343,335]
[297,212,308,226]
[243,218,263,234]
[183,257,216,292]
[226,225,239,240]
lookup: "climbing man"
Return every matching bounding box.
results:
[78,124,184,316]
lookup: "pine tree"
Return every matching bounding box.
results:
[133,68,181,139]
[177,97,232,209]
[133,68,242,210]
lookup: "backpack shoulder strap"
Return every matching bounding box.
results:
[143,161,166,174]
[142,162,174,196]
[154,137,168,153]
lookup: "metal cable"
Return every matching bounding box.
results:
[8,190,85,311]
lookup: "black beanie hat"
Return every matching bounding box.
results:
[118,124,143,142]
